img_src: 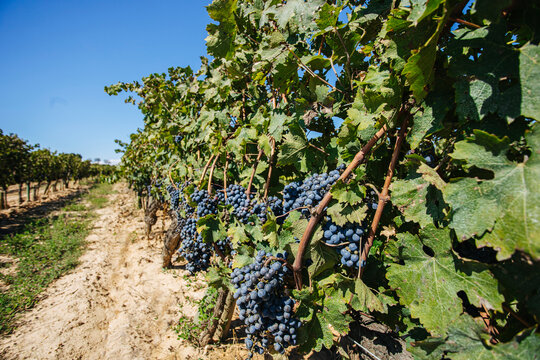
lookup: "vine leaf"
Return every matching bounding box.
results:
[297,287,351,353]
[270,0,324,31]
[277,132,317,172]
[390,163,446,227]
[519,43,540,120]
[327,201,367,226]
[402,1,449,101]
[386,225,503,336]
[205,0,238,58]
[411,315,540,359]
[407,94,447,149]
[443,127,540,259]
[349,278,385,313]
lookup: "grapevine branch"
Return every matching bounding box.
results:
[207,154,219,194]
[246,148,263,197]
[168,158,181,190]
[503,303,533,328]
[358,117,409,279]
[263,137,276,200]
[224,153,229,200]
[449,17,481,29]
[199,154,215,186]
[292,125,389,289]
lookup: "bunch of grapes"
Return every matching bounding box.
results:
[225,184,256,223]
[251,196,284,224]
[282,169,341,217]
[231,250,300,356]
[167,184,181,211]
[180,218,198,242]
[323,219,366,269]
[178,233,212,273]
[216,236,231,255]
[191,189,219,218]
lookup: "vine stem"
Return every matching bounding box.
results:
[292,125,389,290]
[224,153,229,201]
[263,256,293,271]
[246,148,263,197]
[358,117,409,279]
[275,206,310,219]
[289,48,343,93]
[263,137,276,200]
[207,155,219,194]
[168,158,181,190]
[449,17,481,29]
[213,243,226,261]
[503,303,533,328]
[199,154,215,187]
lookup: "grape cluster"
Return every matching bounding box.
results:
[167,184,181,211]
[252,196,284,224]
[180,218,198,242]
[225,184,256,223]
[178,233,212,273]
[323,219,366,269]
[231,250,300,356]
[283,169,341,216]
[216,236,231,255]
[191,189,219,218]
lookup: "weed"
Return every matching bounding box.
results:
[173,287,218,345]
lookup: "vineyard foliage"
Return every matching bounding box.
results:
[0,129,115,207]
[107,0,540,358]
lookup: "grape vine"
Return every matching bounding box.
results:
[107,0,540,358]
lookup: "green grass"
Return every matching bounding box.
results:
[0,182,112,334]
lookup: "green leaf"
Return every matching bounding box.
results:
[390,164,447,227]
[444,128,540,259]
[407,0,445,24]
[308,239,338,279]
[387,225,503,336]
[326,200,368,226]
[519,43,540,120]
[412,315,540,359]
[271,0,325,30]
[402,2,449,101]
[407,95,447,149]
[330,179,366,206]
[297,311,335,352]
[349,278,385,313]
[262,212,279,248]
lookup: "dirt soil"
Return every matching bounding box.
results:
[0,183,234,360]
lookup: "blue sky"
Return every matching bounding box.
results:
[0,0,211,161]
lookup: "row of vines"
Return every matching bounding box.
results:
[0,129,115,209]
[107,0,539,358]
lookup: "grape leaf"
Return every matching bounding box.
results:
[386,225,503,336]
[519,43,540,120]
[390,164,446,227]
[348,278,385,313]
[412,315,540,359]
[444,127,540,259]
[407,94,447,149]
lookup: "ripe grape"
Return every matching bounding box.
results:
[323,219,366,269]
[231,250,300,356]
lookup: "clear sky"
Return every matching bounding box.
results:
[0,0,212,162]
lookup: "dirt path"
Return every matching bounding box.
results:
[0,183,209,360]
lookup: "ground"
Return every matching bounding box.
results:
[0,183,251,360]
